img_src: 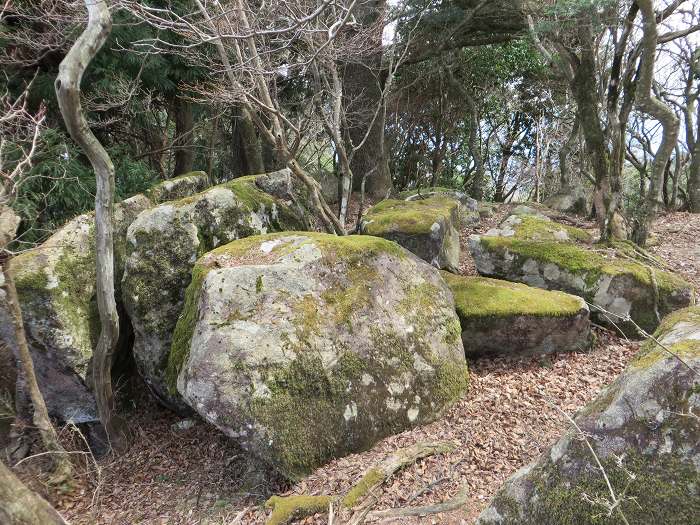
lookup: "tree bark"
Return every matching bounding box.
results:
[632,0,680,246]
[0,460,67,525]
[55,0,128,454]
[172,96,194,176]
[230,105,265,177]
[344,0,392,198]
[559,115,579,188]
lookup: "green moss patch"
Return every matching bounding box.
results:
[442,273,584,319]
[362,196,458,236]
[521,451,700,525]
[509,215,592,243]
[478,237,689,293]
[265,494,332,525]
[342,468,384,508]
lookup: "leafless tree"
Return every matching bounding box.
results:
[55,0,129,454]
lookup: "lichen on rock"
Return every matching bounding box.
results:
[469,213,694,335]
[144,171,210,204]
[122,174,309,409]
[441,272,591,357]
[477,306,700,524]
[360,196,461,272]
[171,232,468,478]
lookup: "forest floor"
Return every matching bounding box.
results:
[18,205,699,525]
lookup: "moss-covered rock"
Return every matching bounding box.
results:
[441,273,591,357]
[10,194,152,423]
[122,175,308,409]
[360,196,461,272]
[171,232,468,478]
[469,214,694,335]
[477,306,700,524]
[144,171,210,203]
[543,184,591,216]
[399,187,480,226]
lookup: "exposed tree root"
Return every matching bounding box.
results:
[366,485,468,521]
[264,440,458,525]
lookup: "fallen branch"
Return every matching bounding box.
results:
[264,440,457,525]
[366,485,468,521]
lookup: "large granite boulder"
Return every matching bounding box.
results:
[170,233,469,478]
[10,194,152,423]
[145,171,210,204]
[360,196,461,272]
[9,173,216,423]
[399,187,479,225]
[441,273,591,357]
[477,306,700,524]
[122,175,308,409]
[544,184,591,216]
[469,213,694,335]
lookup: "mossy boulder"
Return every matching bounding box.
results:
[122,176,308,409]
[144,171,210,203]
[543,184,590,216]
[360,196,461,272]
[469,214,694,335]
[399,187,480,225]
[477,306,700,524]
[9,194,152,422]
[171,232,468,478]
[441,273,591,357]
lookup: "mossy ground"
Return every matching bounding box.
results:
[363,196,459,236]
[442,272,584,319]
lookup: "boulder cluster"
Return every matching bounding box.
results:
[7,176,697,497]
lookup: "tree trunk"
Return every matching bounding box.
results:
[689,140,700,212]
[172,97,194,176]
[344,0,392,198]
[0,460,67,525]
[230,105,265,177]
[559,115,579,188]
[632,0,680,246]
[55,0,128,454]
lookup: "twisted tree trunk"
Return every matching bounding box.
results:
[632,0,680,245]
[55,0,128,453]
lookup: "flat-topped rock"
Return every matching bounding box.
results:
[171,233,468,479]
[145,171,211,203]
[442,273,591,357]
[469,214,694,335]
[122,175,308,409]
[399,187,479,225]
[477,306,700,524]
[360,196,461,272]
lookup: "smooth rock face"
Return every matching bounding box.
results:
[477,306,700,525]
[11,194,152,423]
[469,214,694,335]
[145,171,210,204]
[122,176,307,409]
[544,184,590,215]
[360,196,461,272]
[172,233,468,478]
[442,273,591,357]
